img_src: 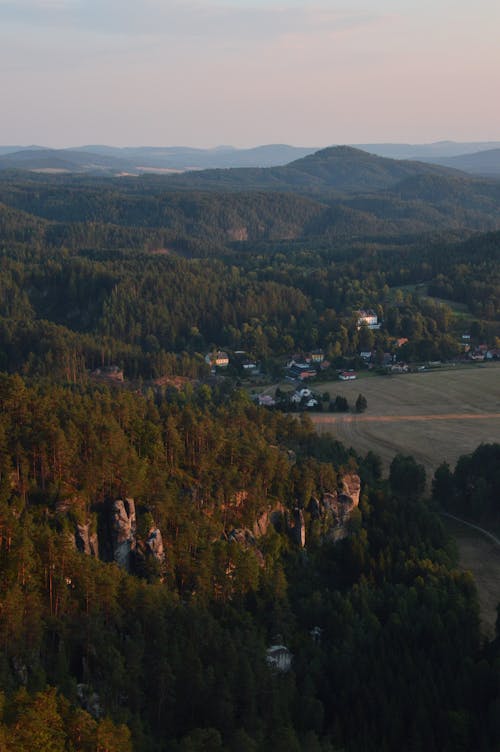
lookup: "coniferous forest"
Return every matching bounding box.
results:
[0,150,500,750]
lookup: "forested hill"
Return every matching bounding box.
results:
[2,161,500,254]
[140,146,463,194]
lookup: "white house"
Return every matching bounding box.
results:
[357,309,381,330]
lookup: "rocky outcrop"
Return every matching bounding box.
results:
[227,528,265,567]
[111,498,136,570]
[252,504,285,538]
[341,473,361,509]
[144,527,165,563]
[308,472,361,542]
[75,522,99,558]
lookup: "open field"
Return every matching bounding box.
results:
[442,516,500,639]
[309,363,500,480]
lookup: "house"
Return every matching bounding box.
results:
[287,362,317,381]
[291,388,312,403]
[339,371,357,381]
[266,645,293,672]
[310,349,325,363]
[242,359,258,371]
[359,351,372,360]
[291,388,318,408]
[205,350,229,368]
[258,394,276,407]
[297,388,312,399]
[297,369,317,381]
[357,309,381,330]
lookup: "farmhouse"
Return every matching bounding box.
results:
[205,350,229,368]
[357,309,381,330]
[339,371,357,381]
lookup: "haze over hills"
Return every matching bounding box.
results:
[1,141,500,175]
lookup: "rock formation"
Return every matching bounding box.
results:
[111,498,136,570]
[341,473,361,508]
[144,527,165,563]
[252,504,285,538]
[227,528,265,567]
[75,522,99,558]
[308,472,361,542]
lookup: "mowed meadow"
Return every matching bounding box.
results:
[310,363,500,480]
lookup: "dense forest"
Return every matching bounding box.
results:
[0,153,499,750]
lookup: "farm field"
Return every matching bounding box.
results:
[309,363,500,480]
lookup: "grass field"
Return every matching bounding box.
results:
[309,363,500,480]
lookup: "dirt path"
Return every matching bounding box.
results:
[441,513,500,639]
[312,412,500,424]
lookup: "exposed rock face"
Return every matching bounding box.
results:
[75,523,99,558]
[252,504,285,538]
[308,472,361,542]
[145,527,165,563]
[228,528,256,546]
[227,528,265,567]
[111,498,136,570]
[341,473,361,509]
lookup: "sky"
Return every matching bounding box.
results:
[1,0,499,147]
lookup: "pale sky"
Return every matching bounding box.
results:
[1,0,499,147]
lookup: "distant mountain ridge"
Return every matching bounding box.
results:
[417,148,500,177]
[1,140,500,174]
[149,146,465,195]
[3,145,500,248]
